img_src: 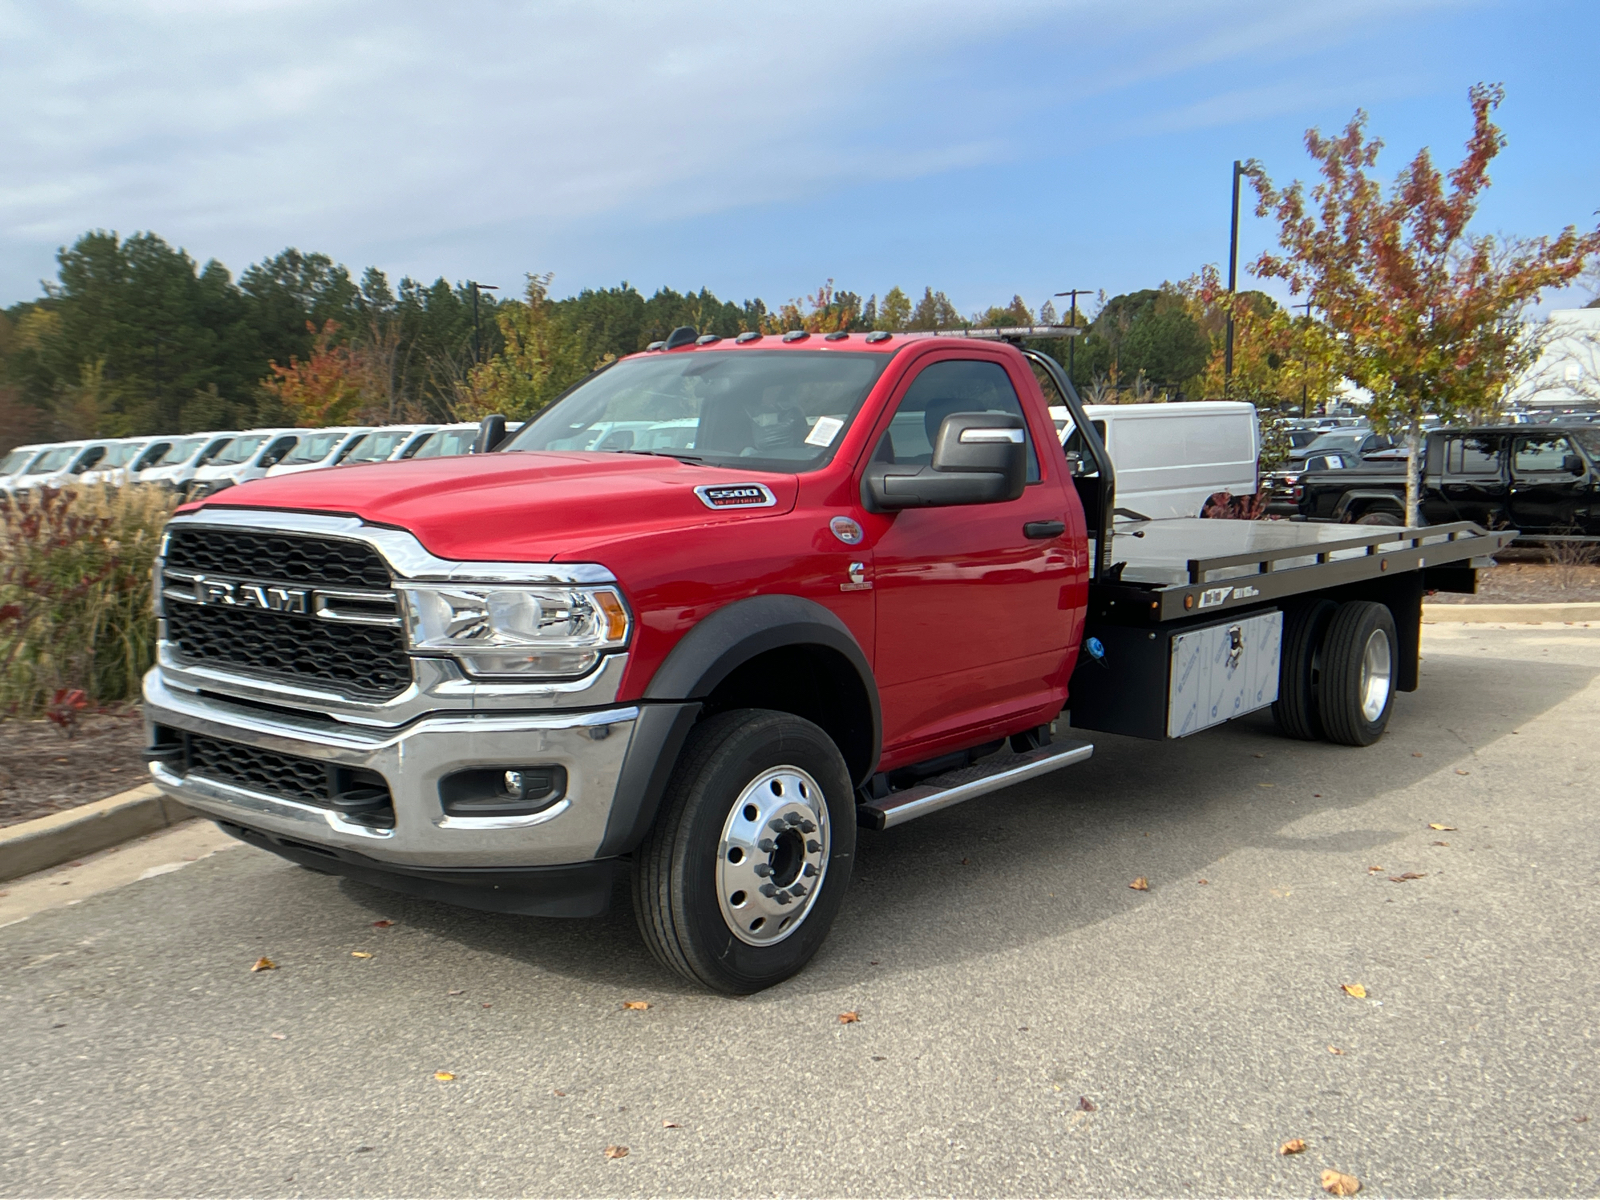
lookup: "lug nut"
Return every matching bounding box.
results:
[757,838,775,852]
[806,839,821,853]
[753,863,772,877]
[758,883,778,898]
[802,864,817,878]
[774,891,792,905]
[768,818,788,832]
[799,819,816,833]
[790,884,807,898]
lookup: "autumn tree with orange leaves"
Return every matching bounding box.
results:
[1250,84,1600,524]
[260,320,367,427]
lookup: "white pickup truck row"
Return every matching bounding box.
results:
[0,422,486,500]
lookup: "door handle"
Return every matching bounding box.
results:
[1023,520,1066,539]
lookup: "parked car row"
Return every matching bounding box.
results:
[0,422,488,500]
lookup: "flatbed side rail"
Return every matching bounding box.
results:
[1092,522,1514,625]
[1184,521,1501,585]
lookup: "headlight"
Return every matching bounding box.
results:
[400,584,630,678]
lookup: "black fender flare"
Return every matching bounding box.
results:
[1333,490,1405,521]
[596,594,881,857]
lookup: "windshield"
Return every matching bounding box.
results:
[1569,429,1600,460]
[29,445,80,473]
[1302,431,1368,455]
[1,448,39,475]
[150,436,206,467]
[504,350,891,472]
[209,434,269,466]
[279,431,349,465]
[340,429,415,464]
[99,442,145,468]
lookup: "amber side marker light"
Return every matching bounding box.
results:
[596,591,629,641]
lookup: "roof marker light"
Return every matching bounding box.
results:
[696,334,722,346]
[823,331,849,342]
[782,330,810,343]
[865,331,892,344]
[646,341,666,351]
[736,331,762,344]
[663,325,699,350]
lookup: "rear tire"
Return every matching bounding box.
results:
[1273,599,1337,740]
[1355,510,1403,526]
[1318,601,1398,746]
[631,709,856,994]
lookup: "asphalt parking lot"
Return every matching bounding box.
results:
[3,624,1596,1198]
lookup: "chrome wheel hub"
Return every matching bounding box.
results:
[716,766,829,947]
[1359,628,1393,722]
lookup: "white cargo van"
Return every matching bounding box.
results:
[1053,401,1259,520]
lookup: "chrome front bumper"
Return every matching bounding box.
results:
[142,670,638,869]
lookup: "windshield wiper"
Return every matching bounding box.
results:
[619,449,705,464]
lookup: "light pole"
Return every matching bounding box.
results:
[468,281,499,365]
[1224,159,1244,398]
[1293,297,1314,417]
[1054,288,1094,383]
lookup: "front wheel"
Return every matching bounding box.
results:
[631,709,856,994]
[1317,601,1398,746]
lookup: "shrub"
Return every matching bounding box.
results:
[0,485,174,718]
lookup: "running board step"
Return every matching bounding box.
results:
[857,738,1094,831]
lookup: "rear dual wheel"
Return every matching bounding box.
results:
[1274,599,1397,746]
[632,709,856,994]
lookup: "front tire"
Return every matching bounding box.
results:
[1317,601,1398,746]
[631,709,856,994]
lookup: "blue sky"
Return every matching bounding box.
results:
[2,0,1596,317]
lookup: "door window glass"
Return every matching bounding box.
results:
[1445,435,1501,474]
[1513,435,1574,473]
[876,360,1040,482]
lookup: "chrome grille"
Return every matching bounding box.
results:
[161,526,410,700]
[165,526,391,589]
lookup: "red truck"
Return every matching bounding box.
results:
[142,326,1508,992]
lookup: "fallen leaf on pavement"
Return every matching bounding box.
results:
[270,1033,286,1040]
[1429,823,1457,831]
[481,1003,492,1009]
[1574,1114,1590,1124]
[448,989,464,996]
[1432,841,1450,846]
[1327,1045,1345,1055]
[1454,769,1469,776]
[1367,866,1384,874]
[662,1120,680,1128]
[553,1089,566,1096]
[250,957,277,972]
[1341,983,1367,999]
[351,951,373,958]
[1280,1138,1307,1155]
[434,1071,455,1082]
[1412,752,1423,757]
[838,1011,860,1024]
[622,1001,650,1010]
[604,1145,629,1160]
[1198,879,1209,885]
[1129,877,1149,891]
[1321,1168,1361,1195]
[371,919,393,927]
[1388,872,1426,882]
[1077,1096,1097,1112]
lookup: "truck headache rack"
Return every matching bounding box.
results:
[1096,519,1513,623]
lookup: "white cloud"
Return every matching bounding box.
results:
[0,0,1495,299]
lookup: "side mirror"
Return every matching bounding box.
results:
[1564,452,1585,476]
[474,414,508,454]
[862,412,1027,512]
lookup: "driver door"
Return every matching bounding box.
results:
[865,356,1081,758]
[1509,433,1586,533]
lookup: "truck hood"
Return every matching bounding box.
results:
[184,451,800,563]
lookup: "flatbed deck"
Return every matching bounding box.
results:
[1090,518,1513,624]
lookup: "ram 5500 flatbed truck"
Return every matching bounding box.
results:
[142,325,1509,992]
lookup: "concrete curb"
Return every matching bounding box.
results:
[1423,601,1600,624]
[0,784,194,883]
